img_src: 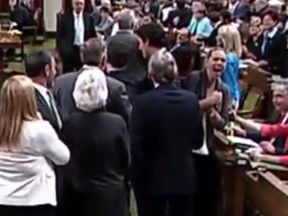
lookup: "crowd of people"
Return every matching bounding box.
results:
[1,0,288,216]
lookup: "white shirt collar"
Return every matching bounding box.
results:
[73,11,83,18]
[266,27,278,38]
[33,83,51,105]
[33,82,48,95]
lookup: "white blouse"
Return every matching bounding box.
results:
[0,120,70,206]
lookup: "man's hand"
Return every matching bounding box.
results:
[233,125,247,137]
[258,60,268,67]
[250,150,264,162]
[259,141,276,154]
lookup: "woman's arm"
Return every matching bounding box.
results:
[258,154,288,166]
[235,115,261,131]
[38,121,70,165]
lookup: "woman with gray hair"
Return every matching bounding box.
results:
[62,68,130,216]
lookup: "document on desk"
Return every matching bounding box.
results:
[226,136,259,148]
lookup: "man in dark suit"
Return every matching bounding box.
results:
[57,0,97,73]
[25,50,65,216]
[107,9,146,80]
[54,37,130,122]
[258,10,287,77]
[130,48,203,216]
[107,40,139,105]
[182,47,231,216]
[166,0,192,29]
[233,0,250,22]
[25,50,62,133]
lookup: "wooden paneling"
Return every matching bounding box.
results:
[34,0,43,9]
[0,0,10,12]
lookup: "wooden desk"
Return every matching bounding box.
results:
[214,131,288,216]
[0,31,22,71]
[245,170,288,216]
[214,131,247,216]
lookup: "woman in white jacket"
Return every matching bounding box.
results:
[0,75,70,216]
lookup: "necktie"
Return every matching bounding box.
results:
[47,90,62,129]
[192,21,199,36]
[261,32,268,54]
[75,15,81,45]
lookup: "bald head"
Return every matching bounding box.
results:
[81,37,106,66]
[73,0,85,13]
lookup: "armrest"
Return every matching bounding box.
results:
[237,109,253,115]
[237,109,253,119]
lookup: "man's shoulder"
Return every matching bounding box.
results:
[106,76,125,90]
[55,72,79,86]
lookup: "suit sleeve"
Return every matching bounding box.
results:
[130,98,147,168]
[193,100,204,150]
[89,14,97,37]
[118,118,131,172]
[107,83,130,124]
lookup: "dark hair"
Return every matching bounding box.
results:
[135,23,166,48]
[264,10,279,22]
[81,38,105,66]
[208,11,220,24]
[100,6,110,14]
[107,41,131,68]
[25,50,51,78]
[172,42,201,75]
[206,47,225,59]
[220,10,232,24]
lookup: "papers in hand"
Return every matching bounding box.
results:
[226,136,259,148]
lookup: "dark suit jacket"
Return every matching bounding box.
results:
[62,109,130,191]
[182,71,230,148]
[108,68,153,105]
[61,110,130,216]
[245,35,262,60]
[53,70,130,122]
[259,30,287,77]
[130,83,203,195]
[57,12,96,57]
[233,3,250,22]
[166,7,192,29]
[35,89,62,133]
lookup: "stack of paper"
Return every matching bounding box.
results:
[226,136,259,148]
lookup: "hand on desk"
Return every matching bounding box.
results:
[258,60,268,67]
[259,141,276,154]
[232,124,247,137]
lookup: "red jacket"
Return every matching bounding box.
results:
[261,124,288,165]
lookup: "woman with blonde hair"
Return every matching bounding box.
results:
[0,75,70,216]
[217,24,242,109]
